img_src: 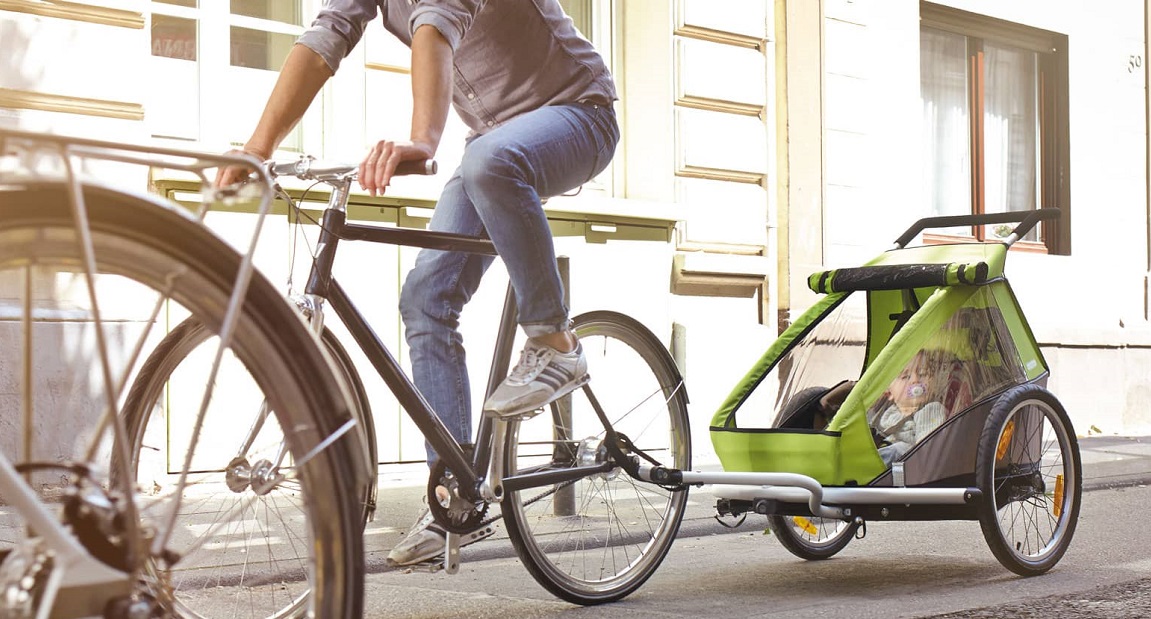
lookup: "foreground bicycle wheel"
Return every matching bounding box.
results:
[0,183,365,618]
[976,384,1081,576]
[501,311,691,605]
[120,318,378,618]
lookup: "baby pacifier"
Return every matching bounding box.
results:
[905,382,927,398]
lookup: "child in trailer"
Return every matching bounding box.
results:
[867,348,955,465]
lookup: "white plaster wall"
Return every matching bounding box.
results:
[819,0,1151,435]
[0,8,147,141]
[0,7,152,463]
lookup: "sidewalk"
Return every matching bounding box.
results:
[363,435,1151,572]
[1077,434,1151,490]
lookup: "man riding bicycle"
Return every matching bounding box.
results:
[218,0,620,567]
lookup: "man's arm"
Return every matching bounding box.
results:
[409,24,453,158]
[244,44,333,158]
[216,44,333,185]
[359,24,453,196]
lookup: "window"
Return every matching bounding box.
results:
[559,0,593,38]
[920,3,1069,253]
[559,0,616,197]
[149,0,310,149]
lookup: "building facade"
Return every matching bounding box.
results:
[1,0,1148,469]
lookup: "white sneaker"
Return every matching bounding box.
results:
[386,507,496,567]
[483,339,589,419]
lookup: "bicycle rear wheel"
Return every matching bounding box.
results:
[0,183,365,618]
[501,311,690,605]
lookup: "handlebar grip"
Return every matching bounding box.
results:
[394,159,438,176]
[269,161,303,177]
[268,158,437,180]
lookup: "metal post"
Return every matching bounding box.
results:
[671,322,687,381]
[554,256,575,516]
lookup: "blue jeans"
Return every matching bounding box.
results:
[399,101,619,462]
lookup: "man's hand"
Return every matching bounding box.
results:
[214,147,271,189]
[358,139,435,196]
[359,25,451,197]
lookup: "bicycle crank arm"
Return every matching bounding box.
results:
[442,532,461,575]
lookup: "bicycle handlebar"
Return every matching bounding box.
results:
[268,157,437,182]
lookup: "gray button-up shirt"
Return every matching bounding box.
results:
[297,0,618,135]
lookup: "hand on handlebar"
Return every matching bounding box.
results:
[214,147,272,189]
[359,139,435,197]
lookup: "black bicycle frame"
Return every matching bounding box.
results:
[301,178,514,503]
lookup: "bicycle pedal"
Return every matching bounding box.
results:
[484,407,544,421]
[397,559,447,574]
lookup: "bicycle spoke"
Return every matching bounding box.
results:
[502,312,690,604]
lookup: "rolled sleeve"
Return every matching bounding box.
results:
[297,0,379,73]
[410,0,485,50]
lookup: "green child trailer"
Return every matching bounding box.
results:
[639,209,1080,576]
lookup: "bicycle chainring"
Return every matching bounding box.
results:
[426,460,488,534]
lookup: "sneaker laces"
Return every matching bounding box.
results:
[507,343,550,383]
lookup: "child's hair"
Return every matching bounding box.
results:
[903,348,949,377]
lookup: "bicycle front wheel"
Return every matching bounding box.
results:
[120,318,378,618]
[501,311,691,605]
[0,183,365,618]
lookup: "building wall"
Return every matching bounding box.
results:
[0,2,146,138]
[0,1,775,468]
[4,0,1150,473]
[809,0,1151,436]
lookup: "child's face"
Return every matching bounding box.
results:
[890,353,943,413]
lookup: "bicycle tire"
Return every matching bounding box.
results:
[122,317,378,518]
[975,383,1081,576]
[500,310,691,605]
[119,317,378,618]
[0,183,364,618]
[767,386,859,560]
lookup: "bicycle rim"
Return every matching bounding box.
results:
[0,184,364,618]
[767,514,858,560]
[501,311,691,605]
[977,384,1081,576]
[121,318,379,618]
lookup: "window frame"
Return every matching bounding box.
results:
[148,0,319,153]
[920,2,1070,255]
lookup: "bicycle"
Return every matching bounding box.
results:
[123,154,693,608]
[0,129,368,617]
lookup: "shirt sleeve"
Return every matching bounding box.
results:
[296,0,380,73]
[410,0,486,50]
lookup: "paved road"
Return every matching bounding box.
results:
[924,579,1151,618]
[360,436,1151,618]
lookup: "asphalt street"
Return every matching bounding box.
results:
[359,435,1151,618]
